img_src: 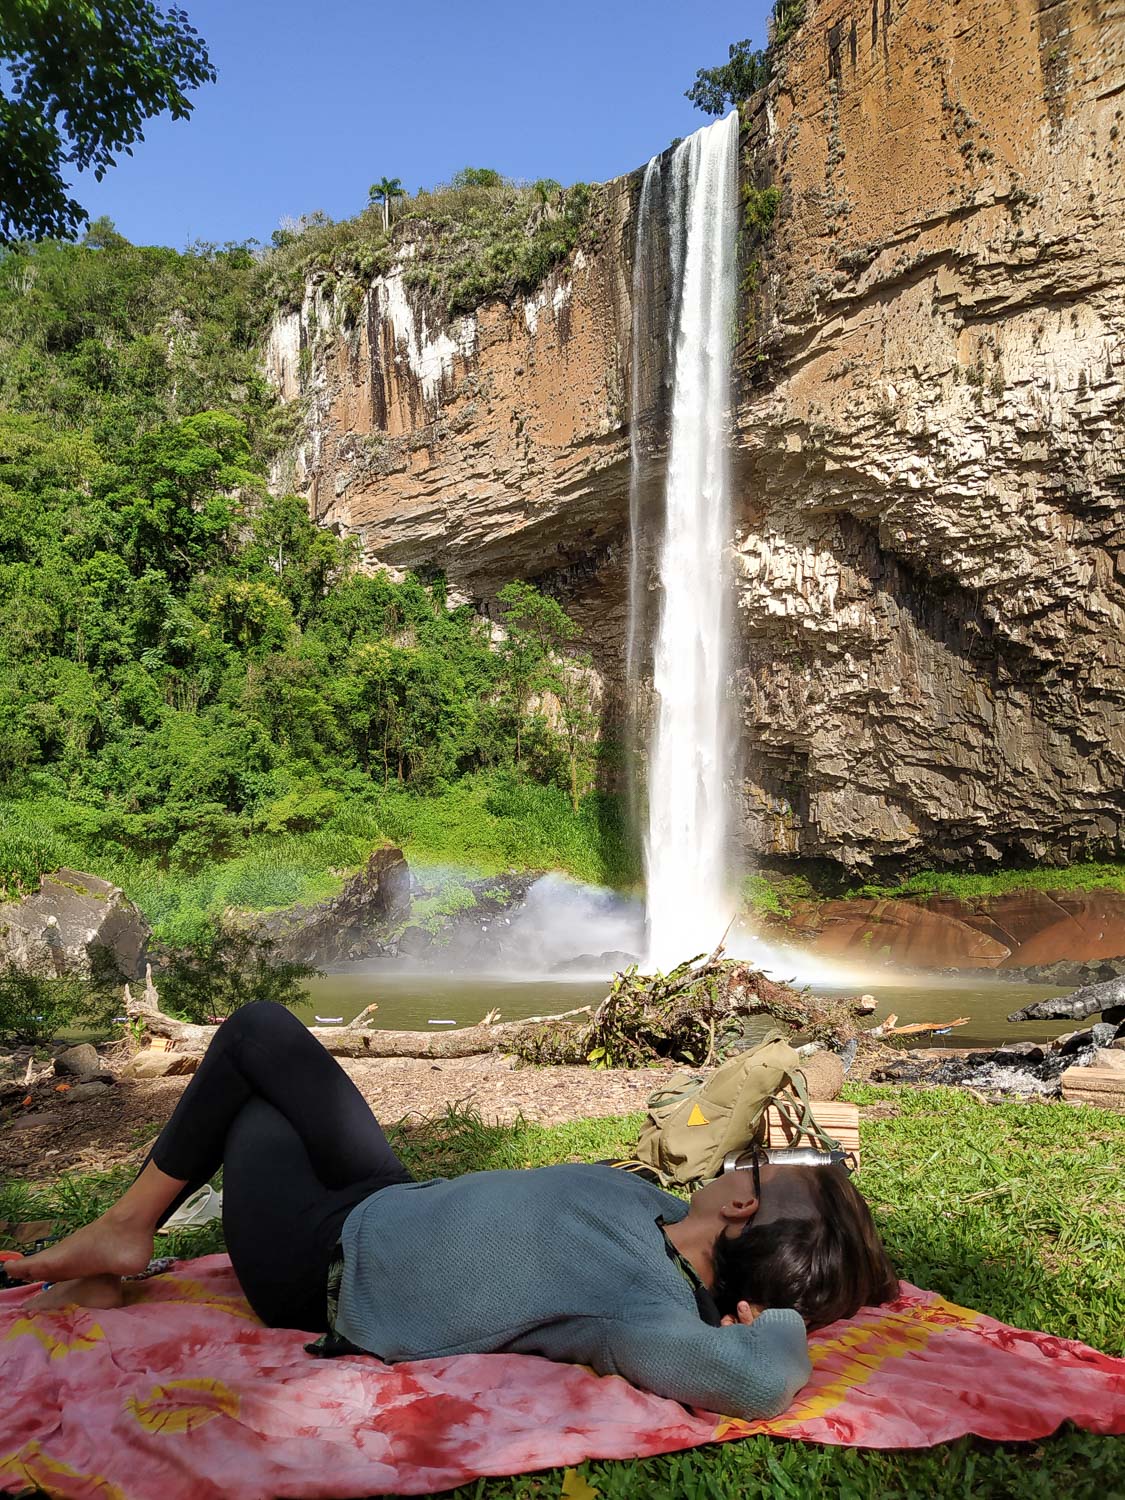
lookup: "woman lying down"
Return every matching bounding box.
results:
[7,1002,898,1420]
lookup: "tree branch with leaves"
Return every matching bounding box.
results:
[0,0,215,242]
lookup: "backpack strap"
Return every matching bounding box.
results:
[768,1067,844,1153]
[598,1157,679,1189]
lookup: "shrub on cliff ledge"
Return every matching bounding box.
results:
[259,175,592,320]
[399,177,592,317]
[687,0,806,114]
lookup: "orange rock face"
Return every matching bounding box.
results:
[929,889,1125,966]
[731,0,1125,870]
[264,185,637,667]
[787,888,1125,968]
[794,897,1012,968]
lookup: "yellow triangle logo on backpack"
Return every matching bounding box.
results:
[686,1103,709,1127]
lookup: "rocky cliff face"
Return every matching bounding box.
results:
[732,0,1125,870]
[264,182,637,661]
[266,0,1125,873]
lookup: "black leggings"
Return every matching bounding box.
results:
[149,1001,413,1332]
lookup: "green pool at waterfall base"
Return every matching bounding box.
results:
[301,969,1077,1049]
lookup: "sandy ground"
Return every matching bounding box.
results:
[0,1053,678,1185]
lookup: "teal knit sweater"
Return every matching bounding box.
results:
[336,1162,811,1419]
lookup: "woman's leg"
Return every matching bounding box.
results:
[8,1001,411,1291]
[220,1095,392,1331]
[151,999,410,1190]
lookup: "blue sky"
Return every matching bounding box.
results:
[70,0,772,249]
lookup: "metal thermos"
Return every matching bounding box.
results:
[722,1146,856,1174]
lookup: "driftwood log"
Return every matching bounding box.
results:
[1007,974,1125,1024]
[123,969,592,1060]
[125,947,881,1069]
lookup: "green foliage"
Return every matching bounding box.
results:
[260,177,593,321]
[0,778,636,947]
[368,175,405,230]
[409,880,479,934]
[0,235,273,449]
[374,773,636,890]
[743,184,782,235]
[844,861,1125,904]
[400,178,593,318]
[772,0,807,48]
[687,38,772,115]
[495,582,599,808]
[740,873,785,918]
[496,581,570,763]
[0,225,625,946]
[0,1,215,241]
[154,927,320,1024]
[0,956,120,1044]
[450,167,506,189]
[686,2,807,115]
[0,967,91,1044]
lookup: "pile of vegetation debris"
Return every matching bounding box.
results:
[510,949,871,1068]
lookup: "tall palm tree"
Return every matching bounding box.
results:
[368,176,405,232]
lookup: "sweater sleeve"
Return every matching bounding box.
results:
[599,1306,812,1420]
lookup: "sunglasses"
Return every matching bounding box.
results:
[722,1146,859,1192]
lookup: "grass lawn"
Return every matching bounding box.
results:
[3,1086,1124,1498]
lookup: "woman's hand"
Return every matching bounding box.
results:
[720,1299,763,1328]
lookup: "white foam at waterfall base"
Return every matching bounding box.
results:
[642,111,740,970]
[499,874,643,975]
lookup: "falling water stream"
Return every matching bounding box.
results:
[631,112,741,968]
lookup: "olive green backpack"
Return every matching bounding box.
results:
[622,1032,841,1189]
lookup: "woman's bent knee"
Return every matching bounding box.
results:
[223,999,302,1042]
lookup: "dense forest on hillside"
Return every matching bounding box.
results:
[0,231,627,940]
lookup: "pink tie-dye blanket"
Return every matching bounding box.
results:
[2,1254,1123,1499]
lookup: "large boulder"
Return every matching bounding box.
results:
[54,1043,112,1082]
[0,869,149,979]
[241,846,411,966]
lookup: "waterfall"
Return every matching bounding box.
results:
[628,111,740,970]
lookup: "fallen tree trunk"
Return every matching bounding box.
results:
[1007,974,1125,1024]
[123,971,592,1059]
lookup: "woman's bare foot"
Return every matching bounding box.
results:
[26,1274,125,1312]
[5,1211,153,1286]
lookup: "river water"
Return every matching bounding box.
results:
[299,967,1074,1049]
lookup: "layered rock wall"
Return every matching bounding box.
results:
[264,183,637,664]
[733,0,1125,869]
[266,0,1125,872]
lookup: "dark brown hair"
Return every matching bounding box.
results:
[711,1165,898,1330]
